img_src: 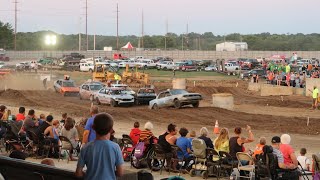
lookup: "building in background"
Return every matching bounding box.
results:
[216,42,248,51]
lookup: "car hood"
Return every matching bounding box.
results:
[113,94,134,99]
[61,87,79,92]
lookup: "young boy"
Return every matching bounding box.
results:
[253,137,266,158]
[129,121,141,146]
[76,113,124,180]
[297,148,311,171]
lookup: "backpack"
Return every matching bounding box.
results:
[134,142,145,159]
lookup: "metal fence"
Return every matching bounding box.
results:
[5,50,320,61]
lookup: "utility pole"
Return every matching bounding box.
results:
[94,34,96,51]
[141,10,144,48]
[165,18,168,50]
[79,17,81,51]
[14,0,18,51]
[116,3,119,50]
[86,0,88,51]
[186,22,189,49]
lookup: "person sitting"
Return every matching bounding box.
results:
[22,109,39,134]
[38,114,45,126]
[43,119,60,158]
[158,123,178,172]
[271,136,296,170]
[139,121,156,145]
[129,121,141,146]
[61,117,79,161]
[60,113,68,125]
[198,127,213,148]
[0,105,5,120]
[297,148,311,171]
[16,107,26,122]
[214,128,229,153]
[229,125,254,160]
[253,137,266,159]
[37,115,53,139]
[279,134,298,169]
[176,127,193,173]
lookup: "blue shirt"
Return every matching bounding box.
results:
[85,115,96,142]
[77,140,124,180]
[176,137,192,159]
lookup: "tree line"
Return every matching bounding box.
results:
[1,21,320,51]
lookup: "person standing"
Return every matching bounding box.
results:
[76,113,124,180]
[82,106,99,145]
[308,86,318,109]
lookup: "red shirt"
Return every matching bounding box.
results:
[16,113,25,121]
[280,144,295,165]
[129,128,141,146]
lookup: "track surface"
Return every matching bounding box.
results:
[0,80,318,135]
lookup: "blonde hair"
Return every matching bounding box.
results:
[200,127,209,136]
[281,134,291,145]
[144,121,153,130]
[214,128,229,149]
[189,130,196,137]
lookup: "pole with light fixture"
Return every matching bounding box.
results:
[45,35,57,80]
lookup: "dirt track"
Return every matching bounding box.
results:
[0,80,318,135]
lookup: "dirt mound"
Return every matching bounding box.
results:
[0,89,25,99]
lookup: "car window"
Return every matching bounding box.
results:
[90,84,103,91]
[170,89,188,95]
[62,81,75,87]
[158,92,166,99]
[99,89,106,94]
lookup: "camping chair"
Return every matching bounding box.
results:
[151,144,169,175]
[169,145,184,176]
[58,136,77,163]
[26,131,43,159]
[236,152,255,180]
[206,148,221,180]
[121,134,134,162]
[219,151,237,176]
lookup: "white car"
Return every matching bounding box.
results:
[118,60,137,68]
[204,65,217,71]
[105,60,119,67]
[0,62,4,68]
[80,62,94,72]
[149,89,202,109]
[136,59,157,69]
[91,87,134,107]
[79,82,104,100]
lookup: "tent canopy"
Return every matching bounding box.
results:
[121,42,134,49]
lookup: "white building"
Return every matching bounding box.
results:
[216,42,248,51]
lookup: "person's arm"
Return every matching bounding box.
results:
[82,130,89,144]
[44,126,51,137]
[290,152,298,167]
[238,126,254,144]
[82,120,92,144]
[74,128,80,141]
[75,166,85,177]
[115,144,125,177]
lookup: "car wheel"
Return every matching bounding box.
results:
[110,99,118,107]
[189,169,196,177]
[163,67,167,71]
[135,100,139,105]
[96,97,101,105]
[89,69,93,73]
[192,102,199,108]
[174,99,181,109]
[152,104,159,110]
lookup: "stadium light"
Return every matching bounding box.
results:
[45,35,57,46]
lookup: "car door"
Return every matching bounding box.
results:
[83,85,90,99]
[104,89,113,104]
[157,91,173,107]
[97,89,107,103]
[55,80,61,91]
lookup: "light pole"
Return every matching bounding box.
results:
[45,35,57,80]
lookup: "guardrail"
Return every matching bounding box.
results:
[5,50,320,61]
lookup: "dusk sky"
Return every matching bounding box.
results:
[0,0,319,36]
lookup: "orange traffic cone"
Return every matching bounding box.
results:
[213,120,219,134]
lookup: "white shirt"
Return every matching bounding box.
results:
[297,155,311,170]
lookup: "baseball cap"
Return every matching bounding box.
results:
[271,136,281,143]
[0,105,6,111]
